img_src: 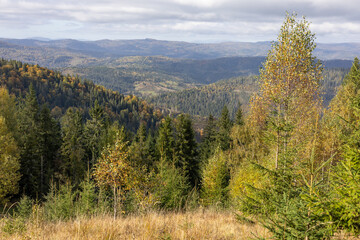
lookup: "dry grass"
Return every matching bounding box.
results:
[0,210,268,240]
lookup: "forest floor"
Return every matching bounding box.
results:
[0,209,268,240]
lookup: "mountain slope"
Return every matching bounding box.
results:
[0,59,161,131]
[148,68,349,119]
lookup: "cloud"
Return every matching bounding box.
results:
[0,0,359,42]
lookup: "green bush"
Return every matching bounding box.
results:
[43,182,76,221]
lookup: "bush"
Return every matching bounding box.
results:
[155,162,190,210]
[43,182,76,221]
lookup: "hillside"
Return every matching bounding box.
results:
[0,59,161,131]
[148,68,349,118]
[61,56,265,97]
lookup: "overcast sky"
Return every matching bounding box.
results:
[0,0,359,43]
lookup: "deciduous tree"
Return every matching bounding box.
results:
[0,116,20,204]
[93,129,132,218]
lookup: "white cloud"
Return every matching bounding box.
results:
[0,0,359,42]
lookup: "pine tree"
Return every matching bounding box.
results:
[200,114,217,164]
[175,114,199,187]
[217,106,232,151]
[85,100,107,168]
[326,57,360,157]
[60,108,86,185]
[235,103,244,126]
[329,143,360,235]
[129,122,149,168]
[155,159,189,210]
[17,84,42,198]
[156,116,175,164]
[38,105,61,194]
[326,59,360,235]
[144,131,157,169]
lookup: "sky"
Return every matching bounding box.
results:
[0,0,359,43]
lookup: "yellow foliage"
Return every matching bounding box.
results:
[229,161,270,207]
[248,13,323,168]
[0,116,20,204]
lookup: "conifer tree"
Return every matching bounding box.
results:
[60,108,86,185]
[235,103,244,126]
[217,106,232,151]
[144,131,157,169]
[85,100,107,168]
[38,105,61,194]
[156,116,175,164]
[200,114,217,163]
[326,57,360,157]
[129,122,149,168]
[175,114,199,187]
[17,84,42,198]
[325,58,360,235]
[155,159,189,210]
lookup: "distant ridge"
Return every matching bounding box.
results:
[0,38,359,60]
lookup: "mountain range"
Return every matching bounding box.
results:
[1,38,360,61]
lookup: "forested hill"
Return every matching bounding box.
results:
[0,59,161,131]
[149,68,349,118]
[57,57,353,98]
[149,76,258,118]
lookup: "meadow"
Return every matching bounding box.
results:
[0,210,268,240]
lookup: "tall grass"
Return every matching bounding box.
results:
[0,209,267,240]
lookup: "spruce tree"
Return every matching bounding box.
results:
[129,122,149,168]
[156,116,175,164]
[217,106,232,151]
[60,108,86,185]
[175,114,199,187]
[200,114,217,164]
[84,100,107,168]
[325,58,360,235]
[327,57,360,157]
[38,105,61,194]
[235,103,244,126]
[17,84,42,198]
